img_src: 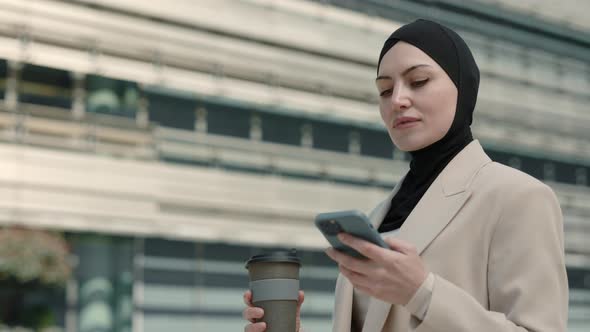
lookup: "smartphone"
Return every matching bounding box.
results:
[315,209,388,259]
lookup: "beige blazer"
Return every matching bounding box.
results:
[332,140,568,332]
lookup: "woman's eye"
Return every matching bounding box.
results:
[411,79,428,88]
[379,89,392,97]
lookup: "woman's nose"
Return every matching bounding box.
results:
[391,87,411,111]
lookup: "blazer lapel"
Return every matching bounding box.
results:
[361,186,471,332]
[332,273,354,332]
[362,140,491,332]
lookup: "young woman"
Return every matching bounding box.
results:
[243,19,568,332]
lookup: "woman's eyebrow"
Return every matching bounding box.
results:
[375,64,431,81]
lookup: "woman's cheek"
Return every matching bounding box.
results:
[378,105,390,124]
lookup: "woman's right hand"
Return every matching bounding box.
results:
[242,290,305,332]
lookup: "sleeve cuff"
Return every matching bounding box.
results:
[404,272,434,320]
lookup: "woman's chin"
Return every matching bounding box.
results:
[393,132,445,152]
[394,140,430,152]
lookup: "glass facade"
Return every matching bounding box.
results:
[50,234,589,331]
[23,235,330,332]
[86,75,139,118]
[0,60,6,101]
[3,62,587,189]
[19,64,72,109]
[260,111,304,146]
[205,101,251,139]
[0,0,588,331]
[146,89,197,131]
[71,235,134,332]
[310,120,351,153]
[359,128,394,159]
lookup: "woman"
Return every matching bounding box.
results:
[243,19,568,332]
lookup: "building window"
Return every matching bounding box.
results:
[196,107,207,133]
[301,123,313,148]
[250,114,262,141]
[86,75,139,118]
[553,160,578,185]
[146,89,196,130]
[0,60,7,100]
[19,64,72,109]
[508,157,521,170]
[260,112,303,146]
[527,156,545,180]
[71,235,134,332]
[359,129,393,159]
[543,163,555,181]
[576,168,588,186]
[311,121,349,153]
[349,131,360,155]
[206,102,250,138]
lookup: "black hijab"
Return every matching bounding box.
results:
[377,19,480,233]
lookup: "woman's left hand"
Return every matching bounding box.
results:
[325,233,428,306]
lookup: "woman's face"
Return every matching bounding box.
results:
[376,41,458,152]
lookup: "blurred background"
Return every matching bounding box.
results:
[0,0,588,331]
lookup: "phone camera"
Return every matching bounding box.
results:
[321,220,342,236]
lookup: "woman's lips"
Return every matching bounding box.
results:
[394,120,421,129]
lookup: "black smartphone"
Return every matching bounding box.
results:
[315,209,388,258]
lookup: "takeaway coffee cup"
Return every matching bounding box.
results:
[246,249,301,332]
